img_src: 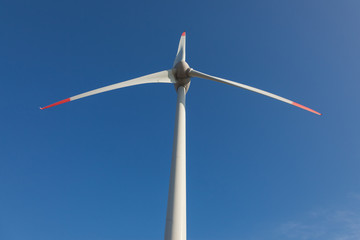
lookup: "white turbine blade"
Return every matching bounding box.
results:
[173,32,186,67]
[41,70,175,110]
[189,69,322,115]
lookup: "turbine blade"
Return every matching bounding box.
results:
[189,69,321,115]
[41,70,175,110]
[173,32,186,67]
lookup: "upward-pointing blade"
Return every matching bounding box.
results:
[189,69,322,115]
[173,32,186,67]
[41,70,175,110]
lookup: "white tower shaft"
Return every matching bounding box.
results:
[165,86,187,240]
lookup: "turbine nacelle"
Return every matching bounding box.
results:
[173,60,191,92]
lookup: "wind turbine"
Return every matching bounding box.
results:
[41,32,321,240]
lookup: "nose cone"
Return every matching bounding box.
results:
[173,61,191,92]
[173,61,190,79]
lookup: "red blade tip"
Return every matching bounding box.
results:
[292,102,322,115]
[40,98,71,110]
[182,32,186,36]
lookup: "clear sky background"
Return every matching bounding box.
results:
[1,0,359,239]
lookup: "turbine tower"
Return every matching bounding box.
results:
[41,32,321,240]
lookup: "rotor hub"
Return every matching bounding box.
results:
[173,61,191,92]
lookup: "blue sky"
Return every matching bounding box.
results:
[1,0,360,239]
